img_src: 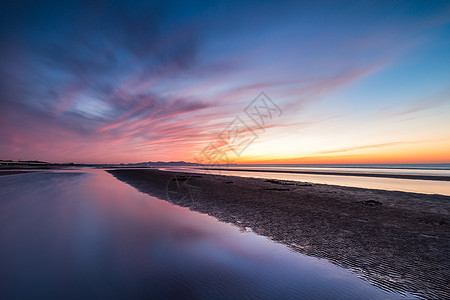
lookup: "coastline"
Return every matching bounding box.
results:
[108,168,450,299]
[200,167,450,181]
[0,170,34,176]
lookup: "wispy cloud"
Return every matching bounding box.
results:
[0,1,448,163]
[316,142,413,155]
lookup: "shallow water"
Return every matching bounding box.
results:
[164,167,450,196]
[230,164,450,176]
[0,169,412,299]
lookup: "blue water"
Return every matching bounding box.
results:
[0,169,411,299]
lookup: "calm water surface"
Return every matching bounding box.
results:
[230,164,450,176]
[0,169,412,299]
[165,166,450,196]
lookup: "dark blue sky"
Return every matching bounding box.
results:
[1,1,449,163]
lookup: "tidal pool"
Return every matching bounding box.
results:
[0,169,413,299]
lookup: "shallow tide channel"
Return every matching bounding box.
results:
[0,169,413,299]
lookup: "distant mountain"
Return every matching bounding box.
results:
[0,160,50,164]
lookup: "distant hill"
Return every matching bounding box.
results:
[119,161,201,167]
[0,160,50,164]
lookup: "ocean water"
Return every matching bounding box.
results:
[164,164,450,196]
[0,169,410,299]
[219,164,450,176]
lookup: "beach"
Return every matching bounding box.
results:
[108,168,450,299]
[1,169,407,299]
[201,167,450,181]
[0,170,33,176]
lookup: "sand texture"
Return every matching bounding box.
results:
[108,169,450,299]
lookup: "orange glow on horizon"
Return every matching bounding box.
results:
[218,147,450,165]
[232,156,450,165]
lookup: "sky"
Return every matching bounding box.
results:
[1,0,449,164]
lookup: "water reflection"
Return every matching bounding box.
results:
[164,167,450,196]
[222,165,450,177]
[0,170,411,299]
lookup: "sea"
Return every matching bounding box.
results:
[162,164,450,196]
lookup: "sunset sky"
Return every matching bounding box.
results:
[1,1,449,164]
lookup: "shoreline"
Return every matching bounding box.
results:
[0,170,35,176]
[200,167,450,181]
[108,168,450,299]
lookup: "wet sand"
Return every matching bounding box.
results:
[108,169,450,299]
[0,171,34,176]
